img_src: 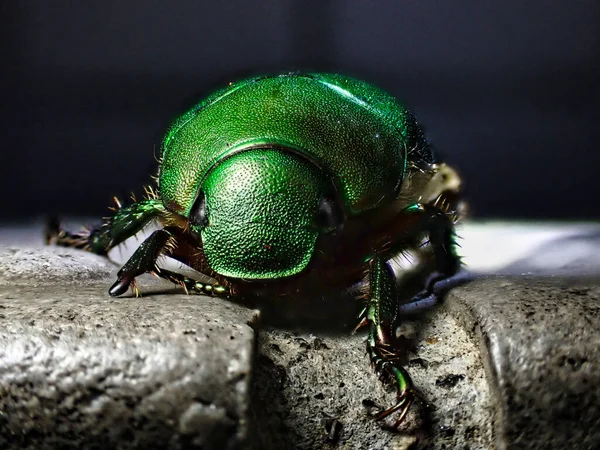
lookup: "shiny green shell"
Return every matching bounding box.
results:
[159,73,428,217]
[158,73,431,279]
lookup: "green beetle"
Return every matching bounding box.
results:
[48,72,463,428]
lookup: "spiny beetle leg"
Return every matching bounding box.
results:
[391,203,462,314]
[109,228,175,297]
[45,216,92,251]
[47,198,166,255]
[361,204,461,427]
[365,257,415,427]
[154,268,231,298]
[402,203,461,277]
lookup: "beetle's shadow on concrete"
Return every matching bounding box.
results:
[250,270,475,445]
[250,268,475,337]
[252,291,362,335]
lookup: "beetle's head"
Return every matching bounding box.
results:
[188,148,342,280]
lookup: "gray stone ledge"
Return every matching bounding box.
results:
[253,276,600,449]
[253,307,494,449]
[447,276,600,450]
[0,285,258,450]
[2,224,600,449]
[0,247,116,286]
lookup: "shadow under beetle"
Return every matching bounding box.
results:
[48,73,464,428]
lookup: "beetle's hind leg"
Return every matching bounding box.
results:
[360,202,461,427]
[397,270,472,315]
[394,203,463,311]
[364,256,415,428]
[46,198,167,255]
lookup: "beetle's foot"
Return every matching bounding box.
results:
[375,389,414,429]
[109,273,137,297]
[191,281,230,298]
[368,339,415,428]
[157,268,231,298]
[373,362,415,428]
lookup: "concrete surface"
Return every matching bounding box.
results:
[253,307,494,449]
[251,276,600,450]
[447,277,600,450]
[0,243,258,449]
[1,221,600,449]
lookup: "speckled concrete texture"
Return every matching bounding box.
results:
[253,307,494,450]
[2,222,600,449]
[0,246,115,285]
[0,245,258,449]
[447,276,600,450]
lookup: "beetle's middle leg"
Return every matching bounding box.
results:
[154,268,230,298]
[46,198,167,255]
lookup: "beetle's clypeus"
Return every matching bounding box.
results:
[48,72,464,428]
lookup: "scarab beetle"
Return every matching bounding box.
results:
[48,73,464,428]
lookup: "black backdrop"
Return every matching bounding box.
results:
[2,0,599,220]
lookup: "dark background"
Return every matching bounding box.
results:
[2,0,599,220]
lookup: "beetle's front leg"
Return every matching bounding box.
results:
[108,228,175,296]
[46,198,166,255]
[108,226,231,298]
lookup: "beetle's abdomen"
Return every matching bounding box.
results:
[159,73,430,217]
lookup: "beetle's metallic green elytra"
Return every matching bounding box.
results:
[160,73,435,279]
[49,72,464,430]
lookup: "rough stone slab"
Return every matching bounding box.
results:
[0,246,116,286]
[0,282,258,449]
[253,295,494,449]
[3,222,600,448]
[0,227,260,449]
[447,276,600,450]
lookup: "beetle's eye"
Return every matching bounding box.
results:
[315,195,344,230]
[190,191,208,228]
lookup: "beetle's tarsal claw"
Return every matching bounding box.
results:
[109,276,132,297]
[132,282,141,298]
[375,390,413,424]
